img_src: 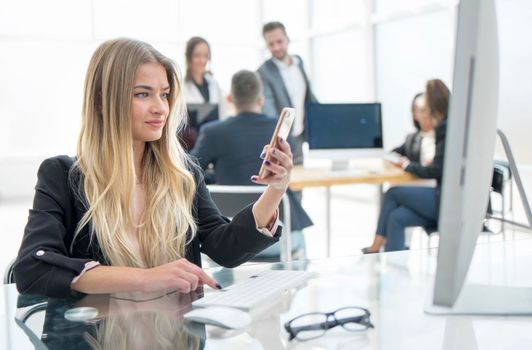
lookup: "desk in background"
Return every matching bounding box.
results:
[290,159,418,257]
[3,237,532,349]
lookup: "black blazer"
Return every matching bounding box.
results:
[392,132,422,163]
[404,120,447,205]
[14,155,281,298]
[190,112,313,231]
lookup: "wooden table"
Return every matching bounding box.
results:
[289,159,418,257]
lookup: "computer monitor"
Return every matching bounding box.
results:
[179,103,219,151]
[425,0,532,315]
[305,103,384,170]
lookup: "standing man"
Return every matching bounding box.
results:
[258,21,318,165]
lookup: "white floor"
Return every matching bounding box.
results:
[0,183,529,279]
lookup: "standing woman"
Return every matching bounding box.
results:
[14,38,292,297]
[362,79,450,253]
[183,36,227,118]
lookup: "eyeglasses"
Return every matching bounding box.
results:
[284,307,374,341]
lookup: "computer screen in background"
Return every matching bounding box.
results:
[305,103,384,170]
[425,0,532,315]
[179,103,219,151]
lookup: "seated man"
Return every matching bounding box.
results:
[191,70,312,259]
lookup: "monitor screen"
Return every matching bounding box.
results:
[306,103,383,150]
[179,103,219,151]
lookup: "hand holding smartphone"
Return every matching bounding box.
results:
[258,107,295,179]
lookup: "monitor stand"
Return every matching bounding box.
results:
[424,284,532,315]
[487,129,532,229]
[331,160,349,171]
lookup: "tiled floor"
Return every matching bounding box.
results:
[1,182,529,279]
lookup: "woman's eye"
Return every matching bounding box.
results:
[162,93,170,99]
[135,92,148,98]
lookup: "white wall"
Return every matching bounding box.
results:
[375,8,454,149]
[496,0,532,165]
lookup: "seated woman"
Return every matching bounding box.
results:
[362,79,450,253]
[390,92,436,166]
[13,38,293,298]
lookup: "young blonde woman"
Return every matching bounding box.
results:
[14,38,292,297]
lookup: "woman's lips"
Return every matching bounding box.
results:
[146,120,165,128]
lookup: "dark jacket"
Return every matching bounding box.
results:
[13,155,280,298]
[404,120,447,203]
[392,132,422,163]
[257,56,318,127]
[190,112,313,231]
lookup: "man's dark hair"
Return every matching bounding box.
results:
[231,70,262,111]
[262,21,287,37]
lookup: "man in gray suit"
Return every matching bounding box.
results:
[191,70,313,259]
[258,21,318,165]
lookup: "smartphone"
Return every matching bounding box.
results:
[259,107,296,179]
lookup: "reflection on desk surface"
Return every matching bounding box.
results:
[324,168,379,177]
[14,291,205,350]
[5,238,532,349]
[290,159,417,190]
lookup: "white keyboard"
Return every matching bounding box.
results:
[193,270,314,311]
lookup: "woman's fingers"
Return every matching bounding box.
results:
[276,137,292,156]
[178,260,219,290]
[252,139,293,188]
[260,160,288,177]
[267,147,292,170]
[260,145,270,159]
[172,270,199,293]
[148,259,220,293]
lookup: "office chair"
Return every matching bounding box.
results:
[4,258,16,284]
[409,163,512,249]
[490,160,513,233]
[207,185,295,262]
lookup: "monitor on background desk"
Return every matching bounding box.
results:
[179,103,219,151]
[425,0,532,315]
[305,103,384,170]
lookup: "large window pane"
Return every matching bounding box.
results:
[375,10,452,149]
[496,0,532,163]
[93,0,180,42]
[311,0,366,31]
[312,30,372,103]
[179,0,260,44]
[261,0,308,39]
[0,41,95,157]
[208,44,263,92]
[0,0,92,39]
[375,0,450,14]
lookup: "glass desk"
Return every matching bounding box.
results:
[2,238,532,349]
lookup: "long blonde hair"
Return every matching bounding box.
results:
[85,312,199,350]
[75,38,197,268]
